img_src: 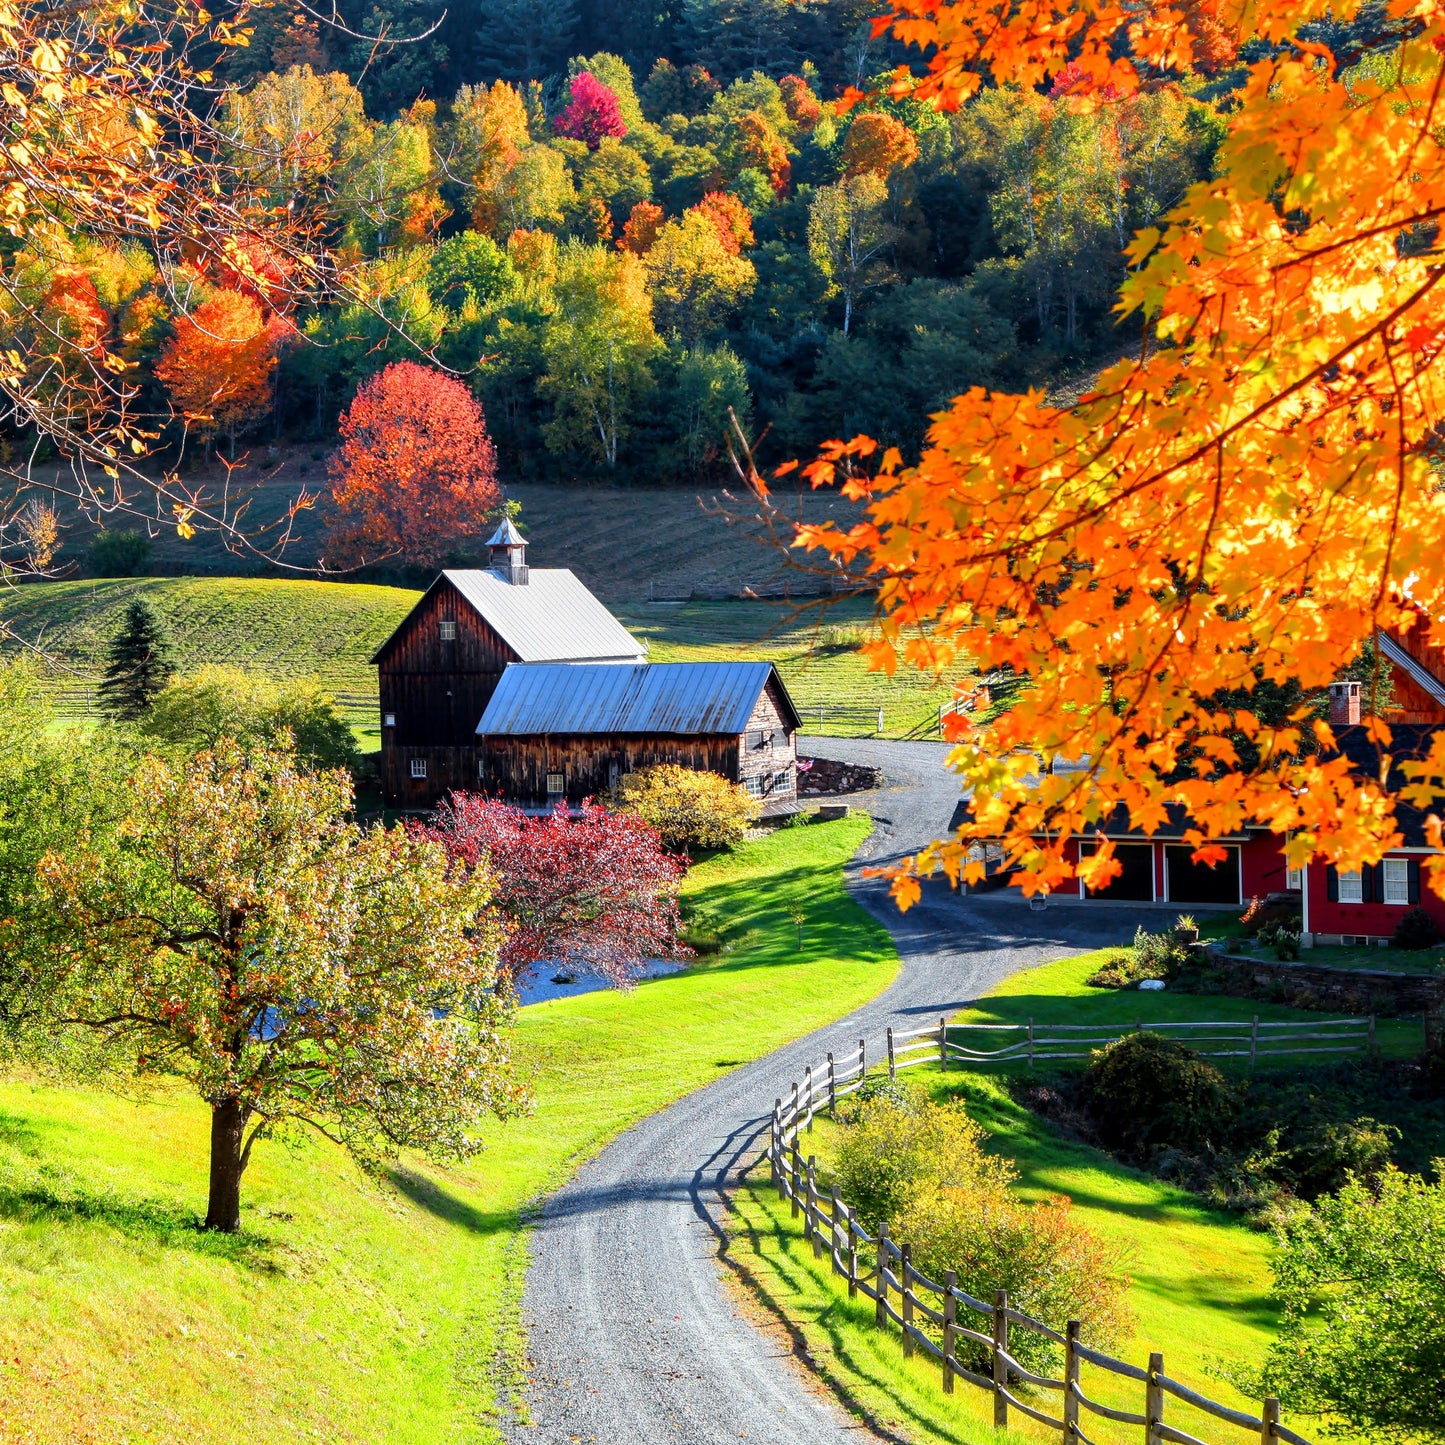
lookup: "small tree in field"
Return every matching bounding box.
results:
[609,764,756,853]
[28,743,520,1232]
[414,795,687,986]
[327,361,501,568]
[98,597,175,722]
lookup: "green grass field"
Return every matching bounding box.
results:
[0,818,897,1445]
[724,948,1428,1445]
[3,578,973,737]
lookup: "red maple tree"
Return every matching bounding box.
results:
[553,72,628,151]
[694,192,754,256]
[619,199,665,255]
[414,795,688,987]
[326,361,500,568]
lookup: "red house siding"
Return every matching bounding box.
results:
[1305,854,1445,942]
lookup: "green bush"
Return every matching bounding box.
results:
[608,763,756,852]
[88,529,153,577]
[1087,1032,1239,1159]
[831,1089,1012,1232]
[1262,1165,1445,1442]
[1087,946,1163,989]
[894,1185,1132,1376]
[1392,905,1440,951]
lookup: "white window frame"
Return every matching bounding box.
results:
[1285,864,1302,890]
[410,758,427,780]
[743,774,767,797]
[438,619,457,640]
[1337,869,1363,904]
[773,767,793,793]
[546,771,565,796]
[383,712,396,728]
[1383,858,1410,906]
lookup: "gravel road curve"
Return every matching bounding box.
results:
[509,739,1144,1445]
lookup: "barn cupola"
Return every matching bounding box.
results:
[486,517,529,585]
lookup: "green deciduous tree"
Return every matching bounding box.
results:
[99,598,176,722]
[807,172,895,335]
[27,744,521,1233]
[645,209,756,344]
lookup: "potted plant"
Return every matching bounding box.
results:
[1173,914,1200,946]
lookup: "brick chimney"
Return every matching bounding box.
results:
[1328,679,1362,726]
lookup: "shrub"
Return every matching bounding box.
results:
[1133,925,1187,975]
[1392,905,1440,951]
[1087,1032,1239,1158]
[1261,1166,1445,1441]
[893,1187,1132,1375]
[88,528,152,576]
[608,763,756,852]
[1086,950,1143,988]
[831,1089,1013,1232]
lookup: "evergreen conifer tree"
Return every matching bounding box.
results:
[474,0,579,82]
[99,598,176,722]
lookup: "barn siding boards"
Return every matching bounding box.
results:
[478,734,742,803]
[738,678,798,797]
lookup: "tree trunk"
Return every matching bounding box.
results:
[206,1096,247,1232]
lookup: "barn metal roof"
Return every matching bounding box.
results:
[371,569,646,665]
[477,661,801,736]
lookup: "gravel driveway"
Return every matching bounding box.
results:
[508,739,1144,1444]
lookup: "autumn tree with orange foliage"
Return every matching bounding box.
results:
[619,200,665,255]
[155,289,281,461]
[694,192,754,256]
[784,0,1445,903]
[327,361,500,568]
[840,112,920,179]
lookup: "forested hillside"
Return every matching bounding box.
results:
[16,0,1237,494]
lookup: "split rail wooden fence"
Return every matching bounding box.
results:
[766,1022,1331,1445]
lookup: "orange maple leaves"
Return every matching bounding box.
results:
[796,0,1445,904]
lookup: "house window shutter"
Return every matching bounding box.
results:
[1409,859,1422,905]
[1326,866,1338,902]
[1360,865,1373,903]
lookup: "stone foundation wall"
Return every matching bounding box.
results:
[1196,950,1439,1015]
[798,755,882,796]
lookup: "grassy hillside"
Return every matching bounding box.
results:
[0,819,898,1445]
[3,578,973,737]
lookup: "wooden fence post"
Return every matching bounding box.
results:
[1368,1014,1377,1056]
[939,1015,948,1068]
[807,1157,821,1258]
[859,1037,866,1083]
[1262,1396,1280,1445]
[791,1139,803,1218]
[790,1081,799,1139]
[804,1065,814,1131]
[887,1027,896,1080]
[846,1207,859,1298]
[827,1052,837,1113]
[1147,1352,1164,1445]
[830,1185,843,1264]
[771,1098,782,1189]
[942,1270,957,1394]
[876,1224,889,1327]
[876,706,884,734]
[993,1289,1009,1427]
[1064,1320,1080,1445]
[1249,1014,1259,1069]
[1027,1017,1035,1069]
[900,1244,914,1358]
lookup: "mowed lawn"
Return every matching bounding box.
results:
[0,818,897,1445]
[724,949,1416,1445]
[3,577,976,737]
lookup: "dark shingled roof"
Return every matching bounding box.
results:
[477,661,801,737]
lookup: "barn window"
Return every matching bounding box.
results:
[748,728,774,752]
[744,775,767,797]
[773,767,793,793]
[383,712,396,728]
[1383,858,1410,905]
[438,618,457,641]
[547,771,565,796]
[1338,869,1363,904]
[410,758,428,779]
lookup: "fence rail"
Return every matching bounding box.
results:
[765,1022,1326,1445]
[797,703,885,735]
[45,685,379,721]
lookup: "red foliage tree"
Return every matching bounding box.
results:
[619,199,665,255]
[779,74,823,130]
[553,72,628,151]
[326,361,500,568]
[693,192,754,256]
[735,111,790,193]
[840,112,920,179]
[414,795,688,987]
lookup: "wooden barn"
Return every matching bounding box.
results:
[372,521,646,806]
[474,660,803,812]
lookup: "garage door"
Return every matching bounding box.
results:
[1165,844,1241,905]
[1079,843,1155,901]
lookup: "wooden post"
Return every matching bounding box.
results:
[1262,1396,1280,1445]
[876,705,884,734]
[827,1052,837,1113]
[1249,1014,1259,1069]
[1064,1320,1080,1445]
[1147,1352,1165,1445]
[859,1037,866,1082]
[805,1065,815,1132]
[876,1225,889,1327]
[830,1185,843,1264]
[1368,1014,1377,1056]
[846,1207,859,1298]
[790,1081,800,1138]
[942,1270,957,1394]
[791,1139,803,1218]
[993,1289,1009,1427]
[807,1157,821,1258]
[1027,1017,1035,1069]
[887,1027,896,1080]
[900,1244,914,1357]
[939,1015,948,1068]
[771,1098,782,1189]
